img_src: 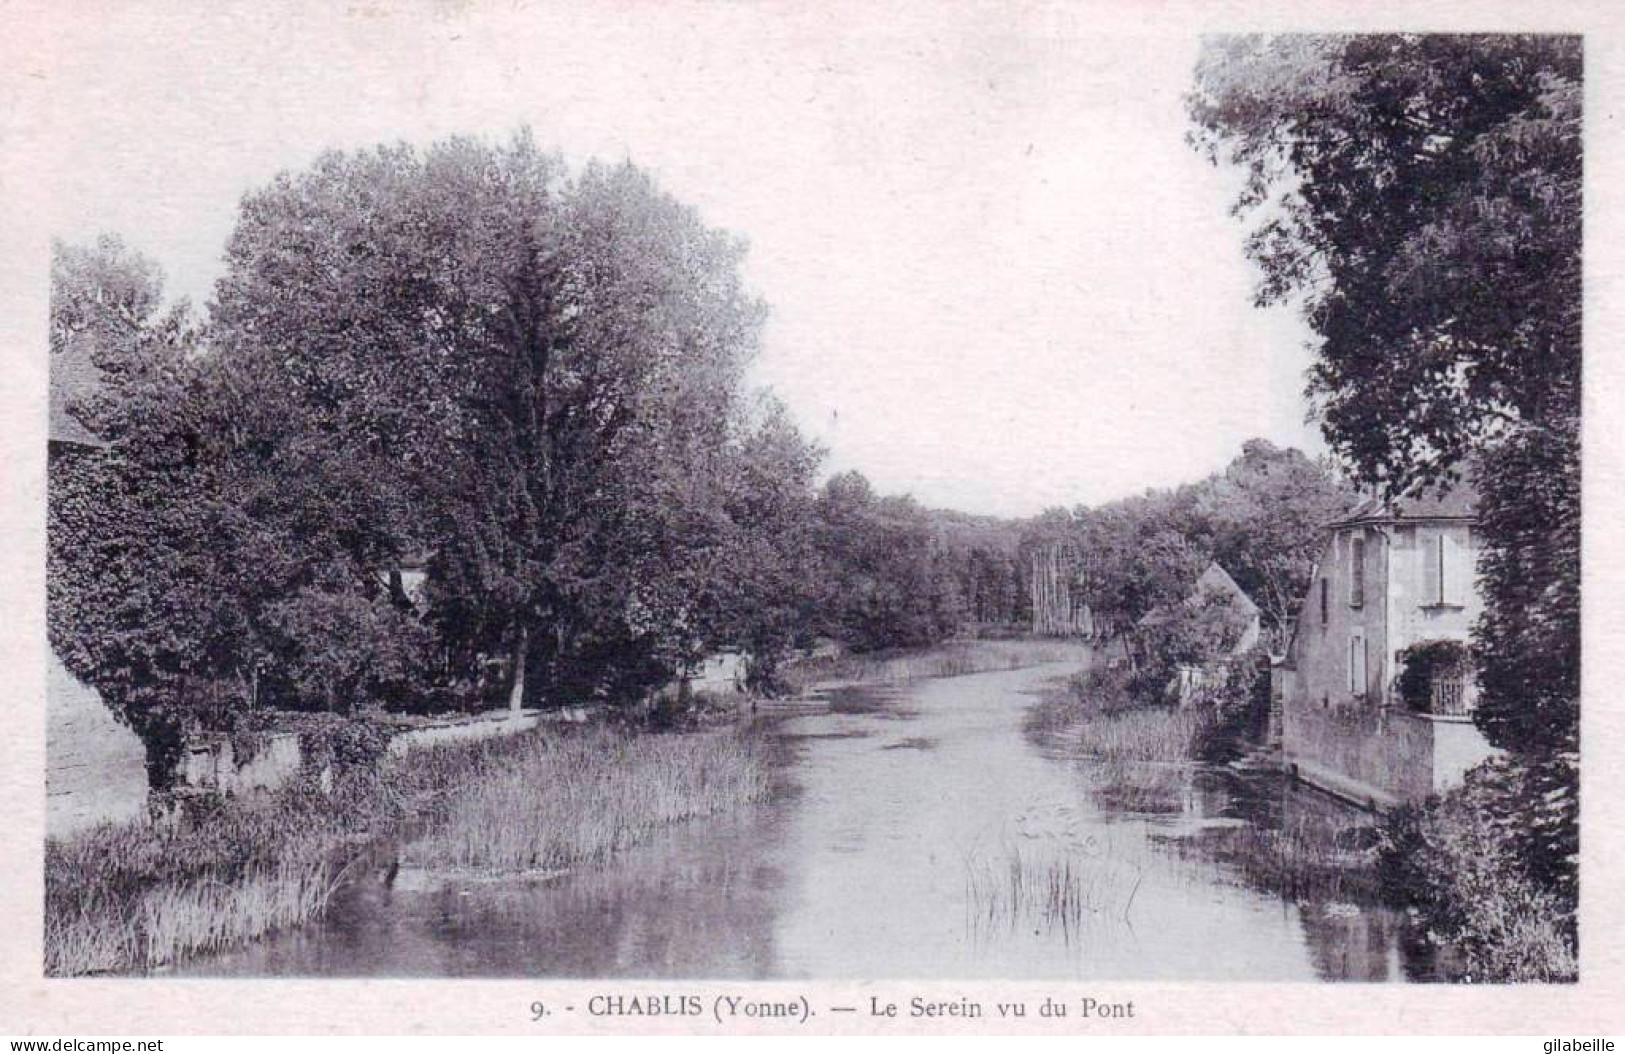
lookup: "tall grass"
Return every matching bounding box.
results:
[1166,817,1382,905]
[136,861,337,968]
[408,728,769,872]
[43,764,396,976]
[1028,664,1218,763]
[45,724,768,975]
[781,638,1086,694]
[1072,707,1208,762]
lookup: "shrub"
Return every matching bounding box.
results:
[1376,757,1577,982]
[1395,639,1472,712]
[1188,649,1271,760]
[1131,589,1251,705]
[293,713,392,774]
[262,588,434,713]
[1072,664,1138,715]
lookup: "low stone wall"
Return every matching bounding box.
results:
[177,732,302,795]
[172,708,552,793]
[1283,704,1435,809]
[1283,702,1497,810]
[1432,714,1499,789]
[385,708,543,756]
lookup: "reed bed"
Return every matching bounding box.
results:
[1072,706,1209,763]
[46,842,344,977]
[43,775,376,977]
[46,723,769,975]
[407,728,770,872]
[136,861,337,968]
[1028,664,1217,764]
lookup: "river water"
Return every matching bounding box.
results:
[183,660,1444,980]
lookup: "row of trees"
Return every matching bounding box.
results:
[47,135,1029,782]
[1189,33,1581,964]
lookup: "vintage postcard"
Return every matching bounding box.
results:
[1,0,1621,1037]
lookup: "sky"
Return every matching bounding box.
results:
[14,1,1326,518]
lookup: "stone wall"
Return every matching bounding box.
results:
[47,652,149,839]
[1432,715,1500,790]
[1283,704,1433,809]
[1283,703,1496,810]
[177,732,302,794]
[385,708,543,756]
[175,709,548,789]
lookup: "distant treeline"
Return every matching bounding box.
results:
[1022,439,1355,656]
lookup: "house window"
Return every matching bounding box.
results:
[1350,537,1366,609]
[1319,578,1329,626]
[1348,633,1367,697]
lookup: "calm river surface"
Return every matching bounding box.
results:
[183,660,1443,980]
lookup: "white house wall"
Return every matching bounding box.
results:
[47,652,148,839]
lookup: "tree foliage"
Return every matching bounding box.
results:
[50,133,842,780]
[1189,35,1580,489]
[205,134,784,707]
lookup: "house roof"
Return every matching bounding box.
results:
[1138,560,1258,626]
[1195,561,1259,616]
[48,331,109,449]
[1332,474,1478,527]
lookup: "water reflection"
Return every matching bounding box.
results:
[181,661,1449,980]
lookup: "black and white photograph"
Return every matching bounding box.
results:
[2,0,1615,1038]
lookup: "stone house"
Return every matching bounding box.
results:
[1278,479,1497,809]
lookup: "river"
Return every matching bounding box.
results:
[181,659,1446,980]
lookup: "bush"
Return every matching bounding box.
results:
[1376,757,1577,982]
[1073,664,1138,715]
[292,714,392,774]
[262,588,434,713]
[1395,639,1472,713]
[1133,589,1251,705]
[1188,649,1270,760]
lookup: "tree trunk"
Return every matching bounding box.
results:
[509,624,529,713]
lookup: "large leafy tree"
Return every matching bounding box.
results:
[1190,34,1580,917]
[1197,439,1355,637]
[209,133,775,707]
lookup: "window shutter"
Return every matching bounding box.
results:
[1320,578,1328,625]
[1349,634,1367,696]
[1443,530,1469,604]
[1422,532,1442,604]
[1350,537,1365,608]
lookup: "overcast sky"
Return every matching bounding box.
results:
[20,1,1325,517]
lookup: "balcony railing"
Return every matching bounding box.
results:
[1428,677,1474,717]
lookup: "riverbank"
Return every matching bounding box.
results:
[44,725,767,976]
[778,637,1088,695]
